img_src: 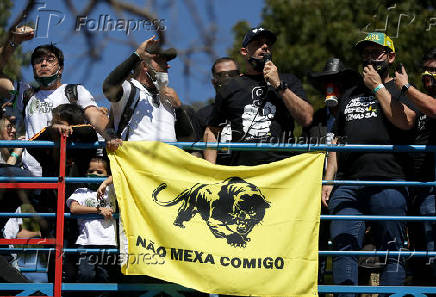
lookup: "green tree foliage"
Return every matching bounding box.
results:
[229,0,436,114]
[0,0,31,81]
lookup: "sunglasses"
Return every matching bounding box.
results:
[423,66,436,73]
[214,70,240,79]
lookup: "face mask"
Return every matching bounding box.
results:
[86,174,107,192]
[248,56,266,72]
[153,72,169,91]
[34,69,61,87]
[363,59,389,76]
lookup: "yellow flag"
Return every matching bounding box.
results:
[109,141,325,297]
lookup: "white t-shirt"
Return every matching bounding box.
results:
[66,186,117,246]
[15,83,97,176]
[111,79,177,141]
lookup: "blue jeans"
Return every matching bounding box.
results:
[77,245,119,297]
[414,187,436,278]
[328,185,408,297]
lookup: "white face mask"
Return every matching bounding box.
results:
[154,72,169,90]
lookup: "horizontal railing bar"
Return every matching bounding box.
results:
[19,268,48,272]
[3,283,436,294]
[3,140,436,153]
[0,283,53,290]
[1,177,435,188]
[0,212,434,221]
[0,140,55,148]
[0,213,120,219]
[66,177,107,183]
[0,248,434,257]
[318,285,436,293]
[61,283,211,291]
[322,180,436,186]
[320,215,436,221]
[170,142,436,152]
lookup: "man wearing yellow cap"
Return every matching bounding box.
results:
[322,32,417,295]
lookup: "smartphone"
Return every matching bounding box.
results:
[396,63,403,74]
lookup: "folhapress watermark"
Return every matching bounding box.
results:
[75,15,166,35]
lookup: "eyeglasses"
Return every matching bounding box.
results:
[361,49,387,59]
[214,70,240,79]
[34,56,57,65]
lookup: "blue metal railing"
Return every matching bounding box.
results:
[1,140,436,296]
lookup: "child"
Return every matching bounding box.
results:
[66,156,118,293]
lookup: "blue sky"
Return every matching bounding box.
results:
[10,0,264,107]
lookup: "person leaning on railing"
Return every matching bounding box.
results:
[394,48,436,284]
[0,109,23,165]
[322,32,417,296]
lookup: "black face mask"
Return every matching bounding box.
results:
[363,59,389,76]
[86,174,107,192]
[248,56,266,72]
[423,75,436,96]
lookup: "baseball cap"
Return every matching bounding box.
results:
[242,27,277,47]
[355,32,395,53]
[146,46,177,61]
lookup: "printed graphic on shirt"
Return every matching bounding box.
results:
[220,123,232,143]
[417,114,427,131]
[344,96,378,122]
[83,196,114,209]
[242,86,277,139]
[28,98,53,115]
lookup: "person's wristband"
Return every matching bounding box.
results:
[133,51,141,59]
[96,205,101,214]
[10,152,19,158]
[373,84,385,94]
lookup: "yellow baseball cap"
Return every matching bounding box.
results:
[355,32,395,53]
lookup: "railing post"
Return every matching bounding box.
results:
[54,135,67,297]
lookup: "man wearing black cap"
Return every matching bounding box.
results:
[204,27,313,165]
[322,33,417,294]
[103,36,192,148]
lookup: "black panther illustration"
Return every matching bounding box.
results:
[152,177,270,248]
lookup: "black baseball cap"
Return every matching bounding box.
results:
[242,27,277,47]
[146,46,177,61]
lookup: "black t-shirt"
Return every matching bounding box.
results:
[302,107,336,144]
[196,104,233,165]
[334,79,414,180]
[208,73,308,166]
[412,109,436,181]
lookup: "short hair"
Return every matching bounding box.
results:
[31,44,64,67]
[90,155,111,175]
[211,57,239,75]
[423,48,436,63]
[52,103,86,125]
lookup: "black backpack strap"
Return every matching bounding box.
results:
[22,86,39,119]
[116,81,141,140]
[64,84,79,104]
